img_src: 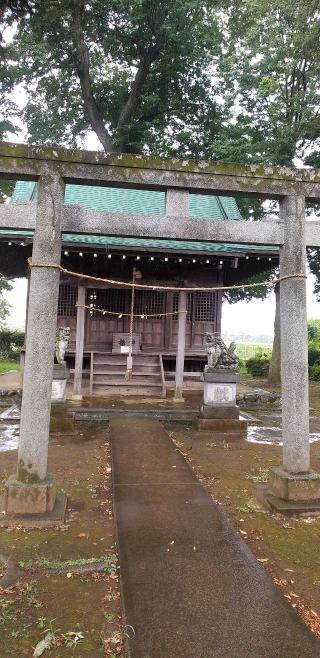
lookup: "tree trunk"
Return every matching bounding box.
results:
[268,283,281,384]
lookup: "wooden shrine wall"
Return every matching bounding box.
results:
[57,283,221,352]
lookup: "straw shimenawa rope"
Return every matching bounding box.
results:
[27,258,306,293]
[77,303,188,318]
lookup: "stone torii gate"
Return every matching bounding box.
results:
[1,142,320,522]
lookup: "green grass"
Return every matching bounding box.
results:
[0,360,20,374]
[235,342,272,360]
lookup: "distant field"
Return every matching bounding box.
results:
[0,360,21,373]
[235,343,272,359]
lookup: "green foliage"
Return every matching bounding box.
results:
[307,319,320,341]
[246,350,271,377]
[309,363,320,382]
[225,270,277,304]
[0,276,12,327]
[216,0,320,167]
[307,320,320,380]
[0,328,24,359]
[5,0,223,153]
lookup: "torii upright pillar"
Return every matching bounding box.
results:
[269,195,320,504]
[3,174,66,522]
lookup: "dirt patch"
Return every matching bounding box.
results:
[0,427,125,657]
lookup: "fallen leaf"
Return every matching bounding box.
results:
[33,632,54,657]
[78,533,86,538]
[257,558,269,564]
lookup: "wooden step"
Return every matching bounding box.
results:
[93,354,159,365]
[93,361,160,373]
[93,367,161,379]
[92,385,164,397]
[92,378,163,387]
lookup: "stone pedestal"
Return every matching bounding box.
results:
[198,370,247,434]
[51,363,68,404]
[256,468,320,516]
[4,473,56,515]
[269,467,320,501]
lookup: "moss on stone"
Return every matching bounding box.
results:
[16,459,42,484]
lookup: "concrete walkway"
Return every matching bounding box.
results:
[110,417,320,658]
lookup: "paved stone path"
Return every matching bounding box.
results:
[110,417,320,658]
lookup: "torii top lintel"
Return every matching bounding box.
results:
[1,141,320,201]
[1,141,320,249]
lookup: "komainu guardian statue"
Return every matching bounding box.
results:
[203,333,239,371]
[55,327,70,364]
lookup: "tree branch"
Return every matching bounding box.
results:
[71,5,114,153]
[116,46,161,132]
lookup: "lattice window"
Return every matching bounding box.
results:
[134,290,164,319]
[193,292,217,322]
[172,292,217,322]
[87,288,131,317]
[58,285,77,316]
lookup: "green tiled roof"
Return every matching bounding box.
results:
[0,229,276,254]
[11,181,242,220]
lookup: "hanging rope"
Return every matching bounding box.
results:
[76,303,187,318]
[27,258,307,292]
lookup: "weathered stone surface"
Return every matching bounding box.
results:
[204,371,240,383]
[203,381,237,406]
[51,363,68,403]
[204,334,239,371]
[0,491,67,528]
[201,404,240,419]
[256,485,320,516]
[165,188,189,216]
[269,467,320,501]
[2,140,320,200]
[17,175,64,483]
[198,417,247,432]
[0,203,285,245]
[4,474,56,514]
[280,196,309,474]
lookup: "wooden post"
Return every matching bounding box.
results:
[216,270,223,334]
[173,290,187,401]
[73,284,86,399]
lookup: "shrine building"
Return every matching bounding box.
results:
[0,181,277,397]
